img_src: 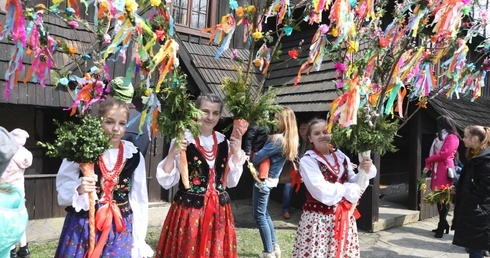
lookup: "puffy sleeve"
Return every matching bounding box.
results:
[225,140,245,188]
[129,153,154,258]
[55,159,91,211]
[155,138,181,189]
[300,155,355,206]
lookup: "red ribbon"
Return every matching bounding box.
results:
[90,202,126,258]
[290,169,301,193]
[199,168,218,258]
[333,200,360,258]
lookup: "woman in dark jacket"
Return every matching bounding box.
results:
[452,125,490,258]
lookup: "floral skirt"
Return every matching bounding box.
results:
[54,211,133,258]
[292,210,360,258]
[155,192,237,258]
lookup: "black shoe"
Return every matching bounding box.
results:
[434,222,449,238]
[10,249,18,258]
[432,221,449,234]
[17,244,30,258]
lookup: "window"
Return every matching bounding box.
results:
[173,0,208,29]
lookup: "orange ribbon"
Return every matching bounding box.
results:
[90,202,126,258]
[333,200,361,258]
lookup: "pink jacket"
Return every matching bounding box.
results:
[0,146,33,195]
[425,133,459,190]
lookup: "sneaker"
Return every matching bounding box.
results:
[16,244,30,258]
[258,252,275,258]
[10,248,18,258]
[273,243,281,258]
[282,211,291,220]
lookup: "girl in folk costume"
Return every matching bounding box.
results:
[55,97,153,257]
[423,115,460,238]
[292,119,376,258]
[155,94,245,258]
[251,107,299,258]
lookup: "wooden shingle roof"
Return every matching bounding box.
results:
[178,40,262,117]
[266,20,338,113]
[429,94,490,129]
[0,7,97,107]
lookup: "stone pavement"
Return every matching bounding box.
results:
[27,198,469,258]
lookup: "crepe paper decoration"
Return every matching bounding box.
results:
[265,0,290,25]
[294,28,327,86]
[201,14,236,59]
[23,36,57,87]
[67,74,110,116]
[102,19,134,62]
[254,43,271,74]
[0,0,27,97]
[311,0,333,23]
[329,0,355,49]
[431,0,467,41]
[149,39,179,92]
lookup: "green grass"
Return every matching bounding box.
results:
[28,227,297,258]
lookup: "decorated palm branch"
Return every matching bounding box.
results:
[156,72,202,189]
[37,116,111,256]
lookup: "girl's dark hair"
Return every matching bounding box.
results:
[195,94,224,114]
[437,115,460,140]
[97,96,129,120]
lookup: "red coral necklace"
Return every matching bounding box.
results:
[313,148,340,175]
[98,142,125,182]
[195,131,218,161]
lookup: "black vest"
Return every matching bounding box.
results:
[66,151,140,217]
[173,140,231,209]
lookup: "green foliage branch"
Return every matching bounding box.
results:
[331,106,399,155]
[156,73,202,144]
[37,115,112,163]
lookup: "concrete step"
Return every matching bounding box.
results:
[373,204,420,232]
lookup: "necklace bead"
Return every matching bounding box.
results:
[313,148,340,175]
[195,131,218,161]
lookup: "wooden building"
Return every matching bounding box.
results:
[1,0,489,229]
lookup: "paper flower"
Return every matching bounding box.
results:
[65,8,75,15]
[288,49,298,59]
[252,30,263,41]
[229,0,238,10]
[334,62,347,75]
[379,37,389,49]
[284,26,293,36]
[319,24,329,34]
[125,0,138,13]
[230,49,239,60]
[235,6,244,18]
[67,21,79,29]
[151,0,161,6]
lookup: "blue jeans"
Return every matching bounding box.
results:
[282,183,292,212]
[467,248,484,258]
[252,182,277,253]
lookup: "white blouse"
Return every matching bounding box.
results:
[55,140,153,257]
[156,130,246,189]
[299,149,377,205]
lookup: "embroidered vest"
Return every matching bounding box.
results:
[173,139,231,209]
[303,155,349,215]
[67,151,140,217]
